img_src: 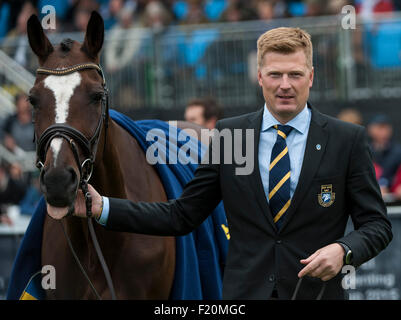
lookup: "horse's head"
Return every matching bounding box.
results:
[28,11,108,218]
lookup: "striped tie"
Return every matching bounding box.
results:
[269,125,292,229]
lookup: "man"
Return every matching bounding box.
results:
[366,114,401,197]
[184,97,222,130]
[2,92,36,155]
[49,27,392,299]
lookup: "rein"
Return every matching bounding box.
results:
[291,277,326,300]
[35,63,116,300]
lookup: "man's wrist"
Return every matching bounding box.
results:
[337,242,353,265]
[96,196,110,226]
[95,196,104,220]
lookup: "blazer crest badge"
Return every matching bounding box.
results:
[318,184,335,207]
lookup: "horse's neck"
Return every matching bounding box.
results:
[89,118,147,199]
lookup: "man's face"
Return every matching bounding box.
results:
[16,96,32,124]
[258,49,314,123]
[368,123,393,146]
[185,105,206,127]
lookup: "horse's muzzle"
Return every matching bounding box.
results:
[40,166,79,208]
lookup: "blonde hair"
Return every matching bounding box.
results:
[257,27,313,69]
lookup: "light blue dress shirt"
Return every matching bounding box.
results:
[97,105,312,226]
[96,196,109,226]
[258,104,311,201]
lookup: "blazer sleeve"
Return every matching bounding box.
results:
[337,126,393,267]
[104,123,223,236]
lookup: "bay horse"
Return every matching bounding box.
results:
[26,12,178,299]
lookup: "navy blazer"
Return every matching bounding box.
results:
[106,105,392,299]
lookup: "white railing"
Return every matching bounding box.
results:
[0,49,35,92]
[0,144,36,172]
[0,86,14,118]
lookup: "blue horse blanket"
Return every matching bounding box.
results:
[7,109,228,300]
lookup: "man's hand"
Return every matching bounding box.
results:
[46,184,103,220]
[298,243,345,281]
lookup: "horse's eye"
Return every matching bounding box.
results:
[28,95,38,107]
[90,92,103,103]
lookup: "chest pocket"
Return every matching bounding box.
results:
[312,175,343,209]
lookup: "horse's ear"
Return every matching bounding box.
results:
[81,11,104,60]
[27,14,54,64]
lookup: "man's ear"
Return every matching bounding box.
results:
[309,66,314,88]
[257,69,263,87]
[81,11,104,60]
[27,14,54,64]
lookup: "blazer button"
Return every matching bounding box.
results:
[268,274,276,282]
[276,239,282,244]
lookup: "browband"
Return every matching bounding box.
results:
[36,63,106,85]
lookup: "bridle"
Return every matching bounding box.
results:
[35,63,109,186]
[34,63,116,300]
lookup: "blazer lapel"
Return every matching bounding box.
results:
[279,106,329,233]
[245,108,277,230]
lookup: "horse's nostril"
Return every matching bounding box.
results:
[40,166,79,207]
[67,167,78,185]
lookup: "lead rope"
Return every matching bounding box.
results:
[291,277,326,300]
[81,181,117,300]
[58,181,117,300]
[59,220,101,300]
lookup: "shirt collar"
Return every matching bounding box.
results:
[261,103,310,134]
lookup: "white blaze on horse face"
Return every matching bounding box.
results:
[44,73,82,165]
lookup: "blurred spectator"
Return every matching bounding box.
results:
[2,92,35,156]
[103,0,128,29]
[335,107,385,184]
[105,2,148,109]
[394,0,401,10]
[204,0,229,21]
[18,170,41,215]
[181,0,209,24]
[337,108,363,125]
[305,0,326,16]
[105,4,144,73]
[256,0,275,20]
[326,0,351,15]
[356,0,394,19]
[184,97,222,129]
[0,0,27,39]
[219,0,257,22]
[141,0,173,30]
[390,164,401,200]
[287,0,308,17]
[1,1,37,71]
[0,1,11,40]
[0,161,28,224]
[374,162,383,181]
[59,0,99,32]
[367,114,401,196]
[73,6,93,32]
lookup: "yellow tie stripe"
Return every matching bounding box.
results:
[277,130,287,139]
[269,171,291,200]
[269,146,288,171]
[273,199,291,223]
[273,125,288,139]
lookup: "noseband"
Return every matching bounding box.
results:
[34,63,116,300]
[35,63,109,186]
